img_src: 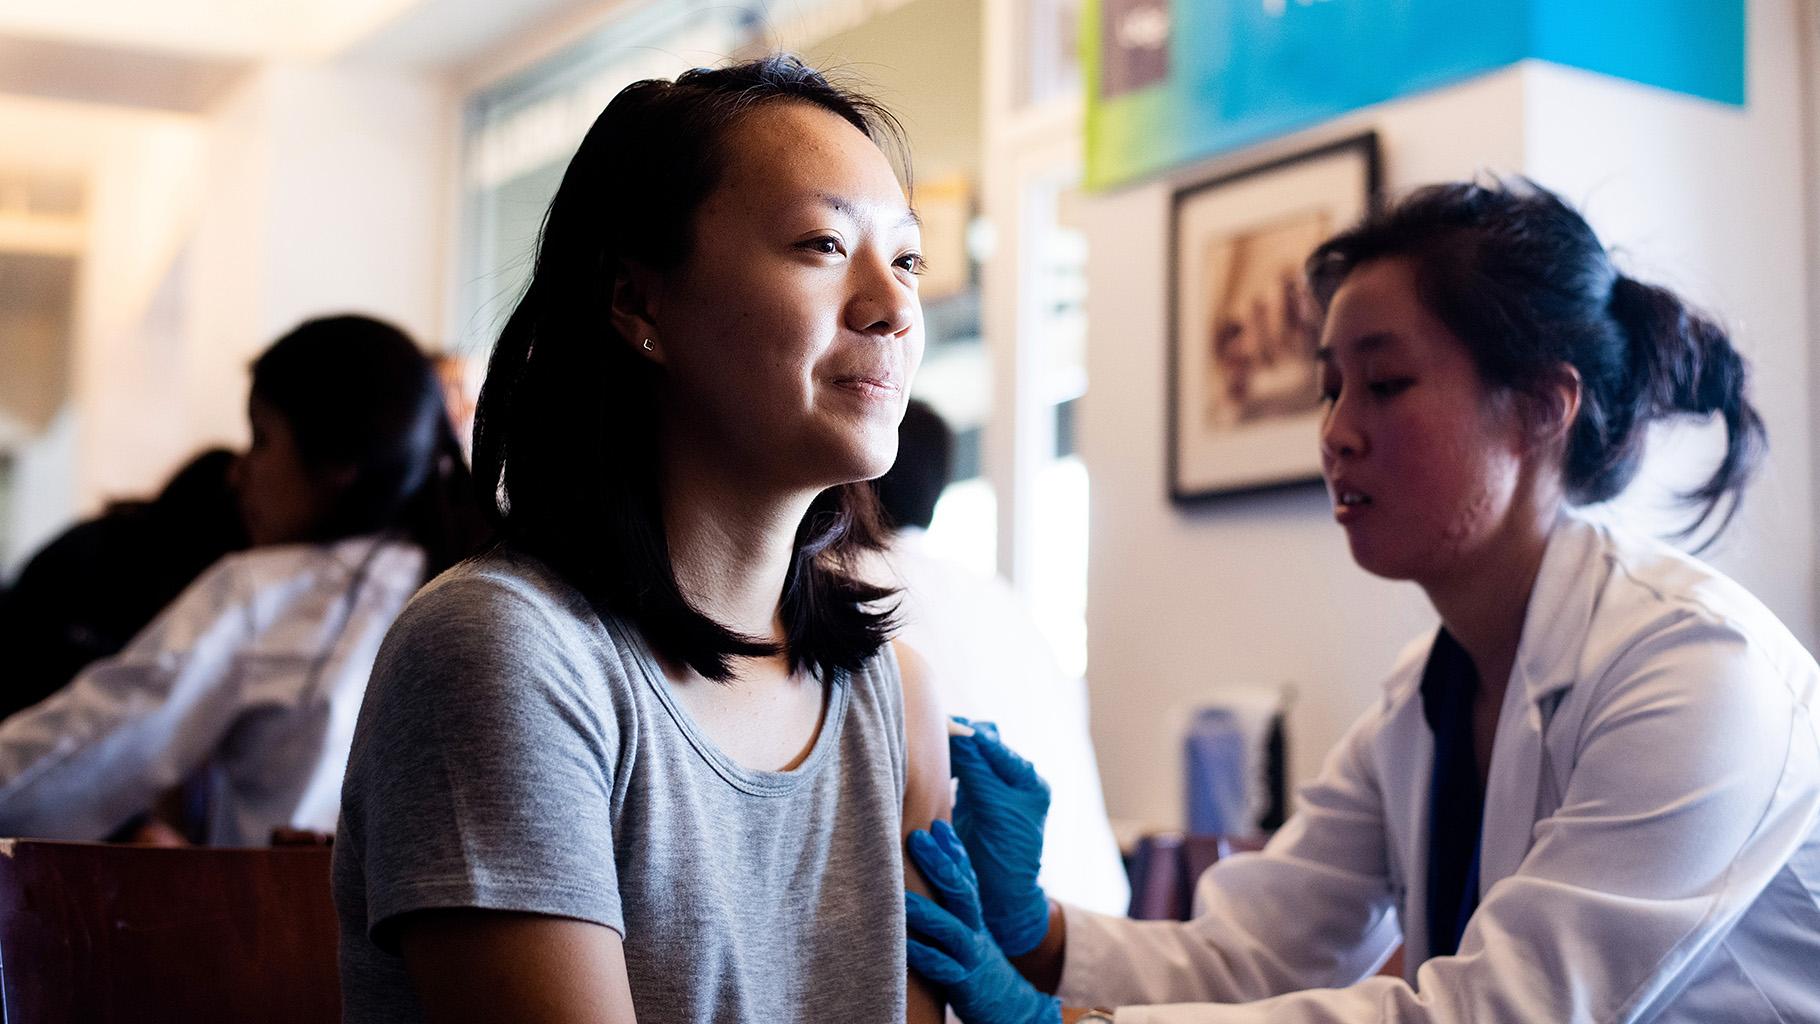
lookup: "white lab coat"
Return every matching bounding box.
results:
[0,535,424,846]
[1061,514,1820,1022]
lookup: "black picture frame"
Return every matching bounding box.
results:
[1167,132,1381,503]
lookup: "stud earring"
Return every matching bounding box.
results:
[642,338,654,352]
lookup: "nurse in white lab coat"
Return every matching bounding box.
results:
[0,315,487,845]
[903,178,1820,1023]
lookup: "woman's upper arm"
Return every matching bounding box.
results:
[1524,617,1799,897]
[894,638,952,840]
[348,578,626,938]
[344,575,630,1016]
[894,639,952,1024]
[399,911,637,1024]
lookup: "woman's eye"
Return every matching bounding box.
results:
[802,236,844,256]
[1368,378,1413,398]
[1315,371,1338,405]
[896,252,927,275]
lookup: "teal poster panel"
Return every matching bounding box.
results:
[1531,1,1746,107]
[1086,0,1747,190]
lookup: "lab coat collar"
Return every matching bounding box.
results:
[1475,511,1605,895]
[1374,513,1601,711]
[1509,512,1603,707]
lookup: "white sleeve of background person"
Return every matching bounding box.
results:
[0,556,254,839]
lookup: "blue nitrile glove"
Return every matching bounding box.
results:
[950,717,1052,956]
[905,819,1062,1024]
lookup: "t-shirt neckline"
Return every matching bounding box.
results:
[607,614,851,797]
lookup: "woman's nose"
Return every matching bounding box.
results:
[1320,395,1366,461]
[846,258,918,339]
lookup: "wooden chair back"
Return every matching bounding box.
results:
[0,840,341,1023]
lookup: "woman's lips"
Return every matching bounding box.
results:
[1329,481,1373,524]
[831,375,901,400]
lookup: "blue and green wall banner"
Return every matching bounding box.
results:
[1084,0,1747,190]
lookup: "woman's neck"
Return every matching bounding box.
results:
[1421,495,1562,696]
[658,450,815,651]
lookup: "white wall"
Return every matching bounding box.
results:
[183,63,453,458]
[0,97,211,570]
[181,70,271,457]
[258,64,452,344]
[8,406,79,574]
[796,0,983,184]
[1,60,454,573]
[1082,0,1816,833]
[1804,0,1820,644]
[73,110,211,506]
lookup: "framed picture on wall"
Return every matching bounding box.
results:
[1168,132,1379,502]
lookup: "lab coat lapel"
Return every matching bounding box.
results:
[1477,516,1601,894]
[1379,678,1437,968]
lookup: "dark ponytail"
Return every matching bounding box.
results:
[1308,177,1766,549]
[1606,275,1765,540]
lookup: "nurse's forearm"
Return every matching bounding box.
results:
[1012,900,1068,993]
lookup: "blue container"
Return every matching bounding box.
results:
[1185,707,1250,835]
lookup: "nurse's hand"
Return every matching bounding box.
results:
[950,718,1052,956]
[905,820,1062,1024]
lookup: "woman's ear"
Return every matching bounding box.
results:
[1524,364,1582,452]
[610,261,665,364]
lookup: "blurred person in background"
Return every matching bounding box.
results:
[432,351,481,460]
[0,314,486,846]
[0,447,246,719]
[874,398,1129,917]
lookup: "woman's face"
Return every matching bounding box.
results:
[646,101,925,492]
[1316,257,1529,585]
[233,397,332,546]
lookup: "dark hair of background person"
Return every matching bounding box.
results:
[0,448,247,719]
[251,314,488,578]
[1306,177,1765,548]
[471,55,913,683]
[875,399,953,532]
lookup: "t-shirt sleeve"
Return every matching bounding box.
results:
[340,569,626,947]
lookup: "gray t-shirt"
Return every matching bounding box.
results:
[333,548,910,1023]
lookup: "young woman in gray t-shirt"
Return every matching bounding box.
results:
[333,56,950,1024]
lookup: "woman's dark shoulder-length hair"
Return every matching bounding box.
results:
[471,55,910,683]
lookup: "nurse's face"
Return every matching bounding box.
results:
[233,397,335,547]
[644,101,926,492]
[1316,257,1529,586]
